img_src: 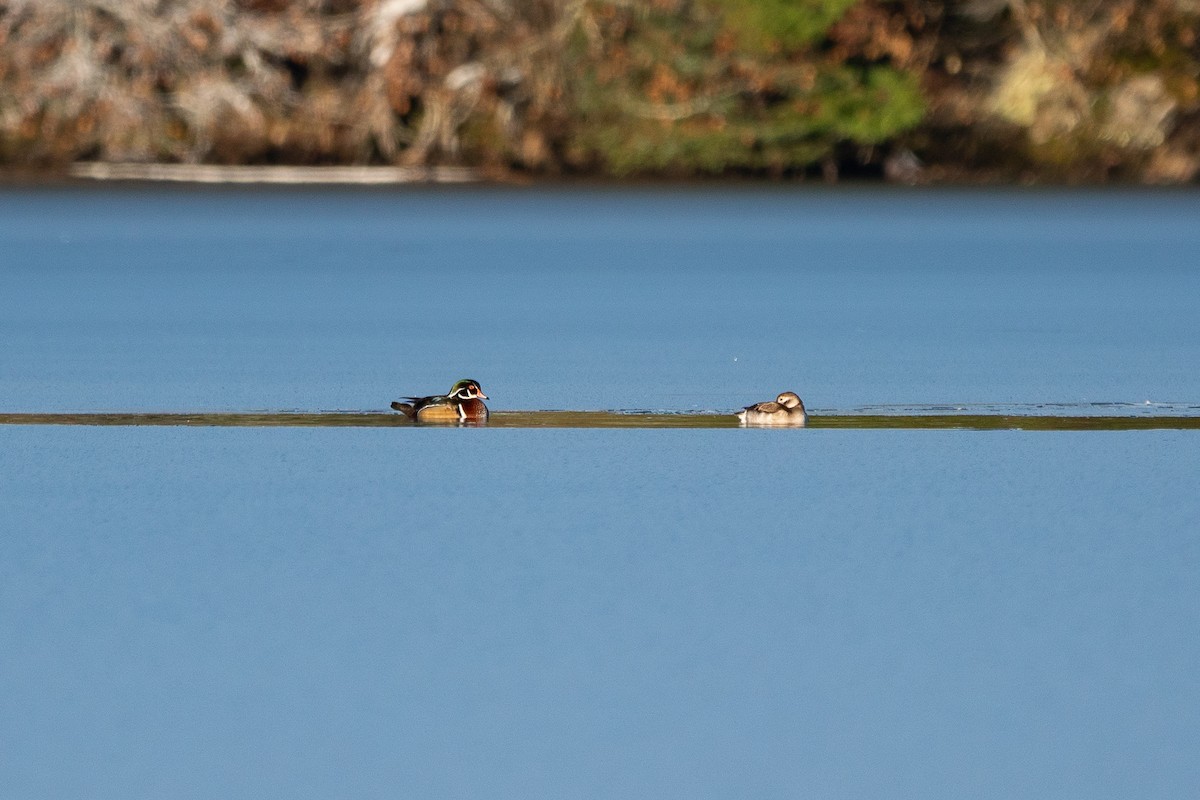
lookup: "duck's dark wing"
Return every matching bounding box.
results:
[391,393,443,418]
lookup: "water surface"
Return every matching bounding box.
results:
[2,187,1198,799]
[2,426,1197,799]
[3,186,1199,412]
[3,409,1200,429]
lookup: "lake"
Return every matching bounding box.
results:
[1,186,1198,799]
[3,186,1200,412]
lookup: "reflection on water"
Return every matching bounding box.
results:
[3,409,1199,429]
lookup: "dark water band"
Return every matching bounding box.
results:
[2,412,1199,430]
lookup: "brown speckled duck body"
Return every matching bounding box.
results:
[391,379,489,424]
[736,391,808,426]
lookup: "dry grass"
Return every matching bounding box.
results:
[0,0,567,168]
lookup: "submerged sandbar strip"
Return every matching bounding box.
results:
[1,411,1199,430]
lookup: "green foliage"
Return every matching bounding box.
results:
[575,67,923,175]
[567,1,926,176]
[813,66,926,143]
[706,0,861,52]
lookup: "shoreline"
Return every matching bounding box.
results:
[3,163,1198,190]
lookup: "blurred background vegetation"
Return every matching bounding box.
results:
[0,0,1197,182]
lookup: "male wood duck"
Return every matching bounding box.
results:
[391,379,489,423]
[736,391,808,426]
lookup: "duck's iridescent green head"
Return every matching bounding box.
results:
[450,379,487,401]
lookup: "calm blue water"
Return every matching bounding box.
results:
[2,187,1200,411]
[2,187,1199,798]
[2,429,1198,799]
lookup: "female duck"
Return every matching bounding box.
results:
[391,379,489,423]
[736,391,808,426]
